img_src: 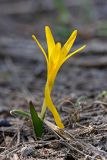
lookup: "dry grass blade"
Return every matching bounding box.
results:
[44,120,107,159]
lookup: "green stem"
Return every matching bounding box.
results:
[40,99,47,120]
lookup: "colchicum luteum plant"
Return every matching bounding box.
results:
[11,26,86,138]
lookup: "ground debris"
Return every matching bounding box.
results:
[1,93,107,160]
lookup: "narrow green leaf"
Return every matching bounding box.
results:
[29,101,43,138]
[10,109,30,117]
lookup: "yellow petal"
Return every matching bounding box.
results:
[49,42,61,64]
[54,43,61,63]
[62,30,77,56]
[48,45,86,92]
[62,45,86,65]
[45,83,64,128]
[47,43,61,90]
[45,26,55,58]
[32,35,48,64]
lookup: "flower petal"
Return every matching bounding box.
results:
[32,35,48,63]
[49,42,61,64]
[45,26,55,58]
[62,30,77,56]
[47,43,61,90]
[62,45,86,65]
[45,83,64,128]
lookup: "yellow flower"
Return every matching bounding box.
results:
[32,26,86,128]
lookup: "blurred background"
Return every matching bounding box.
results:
[0,0,107,110]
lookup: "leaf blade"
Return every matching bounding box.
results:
[29,101,43,138]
